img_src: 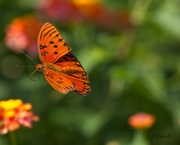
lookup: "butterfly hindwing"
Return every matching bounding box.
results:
[43,69,76,94]
[47,53,91,95]
[57,53,91,95]
[63,72,91,96]
[38,22,71,63]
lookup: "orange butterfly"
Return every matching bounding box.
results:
[35,22,91,96]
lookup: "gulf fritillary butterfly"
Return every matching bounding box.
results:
[35,22,91,96]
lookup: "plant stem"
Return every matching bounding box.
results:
[9,131,17,145]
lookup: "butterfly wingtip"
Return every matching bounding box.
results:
[77,90,91,96]
[43,22,52,27]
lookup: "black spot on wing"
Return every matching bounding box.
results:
[54,51,58,55]
[40,45,47,49]
[49,41,54,44]
[58,38,63,42]
[55,34,59,37]
[54,45,58,48]
[64,42,69,46]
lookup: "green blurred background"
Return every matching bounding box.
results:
[0,0,180,145]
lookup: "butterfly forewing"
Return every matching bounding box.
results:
[38,22,71,63]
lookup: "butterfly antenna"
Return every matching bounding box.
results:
[17,49,40,81]
[17,49,37,64]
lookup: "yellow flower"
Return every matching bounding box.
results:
[0,99,22,110]
[0,99,39,134]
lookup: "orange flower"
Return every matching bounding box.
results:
[128,112,155,129]
[0,99,39,134]
[4,15,42,56]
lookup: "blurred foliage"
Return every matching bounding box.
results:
[0,0,180,145]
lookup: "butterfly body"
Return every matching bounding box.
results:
[36,23,91,96]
